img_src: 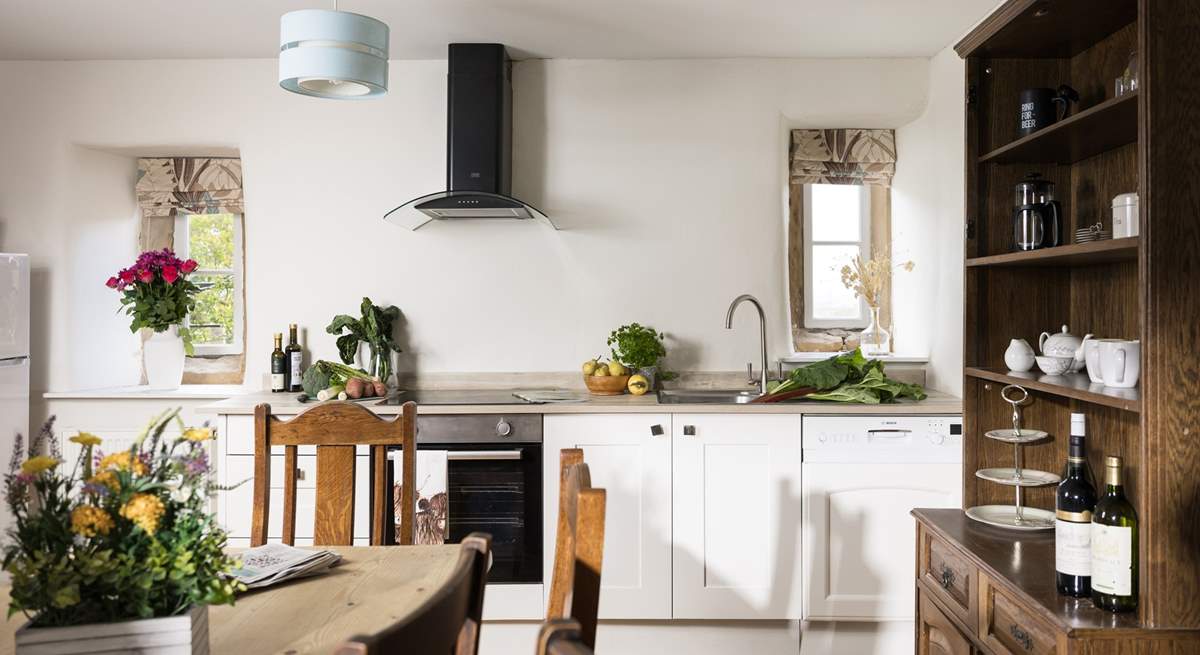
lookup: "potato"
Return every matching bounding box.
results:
[373,381,388,397]
[344,377,365,399]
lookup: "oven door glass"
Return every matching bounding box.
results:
[384,444,542,584]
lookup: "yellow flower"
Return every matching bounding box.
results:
[20,456,60,475]
[69,432,102,447]
[87,470,119,492]
[71,505,114,537]
[99,451,147,476]
[181,427,214,443]
[119,493,165,536]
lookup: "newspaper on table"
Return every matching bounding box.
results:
[229,543,343,590]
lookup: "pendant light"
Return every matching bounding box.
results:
[279,1,389,99]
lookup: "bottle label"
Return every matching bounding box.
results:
[290,352,302,381]
[1091,523,1133,595]
[1055,518,1091,576]
[271,373,285,390]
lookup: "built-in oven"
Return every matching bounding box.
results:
[381,413,543,584]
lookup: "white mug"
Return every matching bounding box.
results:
[1083,338,1106,384]
[1099,339,1140,388]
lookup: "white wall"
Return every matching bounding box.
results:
[0,55,963,398]
[892,46,966,395]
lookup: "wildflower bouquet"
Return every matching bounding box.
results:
[2,412,242,627]
[106,249,200,354]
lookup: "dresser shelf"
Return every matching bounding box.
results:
[978,92,1139,165]
[966,237,1138,268]
[964,367,1139,413]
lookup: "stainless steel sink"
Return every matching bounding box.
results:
[656,389,761,405]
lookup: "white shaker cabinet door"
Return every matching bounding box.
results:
[543,414,672,619]
[672,414,803,619]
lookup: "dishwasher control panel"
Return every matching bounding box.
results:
[802,415,963,463]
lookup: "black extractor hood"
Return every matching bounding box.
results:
[385,44,556,230]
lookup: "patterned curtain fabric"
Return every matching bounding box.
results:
[790,129,896,187]
[136,158,244,217]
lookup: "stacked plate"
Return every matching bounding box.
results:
[1075,222,1111,243]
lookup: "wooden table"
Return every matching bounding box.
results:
[0,545,461,655]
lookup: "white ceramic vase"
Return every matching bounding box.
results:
[144,326,185,389]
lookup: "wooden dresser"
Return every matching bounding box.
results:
[918,0,1200,651]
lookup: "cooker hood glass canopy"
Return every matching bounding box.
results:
[384,43,556,231]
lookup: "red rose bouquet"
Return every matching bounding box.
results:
[106,249,200,354]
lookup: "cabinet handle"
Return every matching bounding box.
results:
[1009,624,1033,651]
[938,563,956,589]
[683,425,696,436]
[296,468,305,481]
[650,424,664,436]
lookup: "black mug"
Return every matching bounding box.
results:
[1017,85,1079,136]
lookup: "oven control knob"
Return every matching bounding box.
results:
[929,432,945,445]
[496,419,513,437]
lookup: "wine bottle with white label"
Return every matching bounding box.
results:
[1091,455,1138,612]
[286,324,303,392]
[1056,413,1096,597]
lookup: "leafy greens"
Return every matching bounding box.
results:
[763,348,926,404]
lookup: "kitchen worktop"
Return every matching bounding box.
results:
[197,389,962,415]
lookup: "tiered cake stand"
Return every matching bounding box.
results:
[965,385,1059,531]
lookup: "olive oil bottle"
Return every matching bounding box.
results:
[285,324,303,392]
[1091,455,1138,612]
[270,333,287,393]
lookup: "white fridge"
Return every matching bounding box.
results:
[0,254,30,483]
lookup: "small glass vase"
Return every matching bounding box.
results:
[861,306,890,356]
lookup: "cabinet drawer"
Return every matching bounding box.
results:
[918,525,976,629]
[979,574,1059,655]
[918,589,973,655]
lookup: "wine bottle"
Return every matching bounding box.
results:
[286,324,303,392]
[1091,455,1138,612]
[1056,413,1096,597]
[271,333,286,393]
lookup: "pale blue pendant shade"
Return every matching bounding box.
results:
[279,9,389,99]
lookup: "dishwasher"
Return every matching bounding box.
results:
[801,415,962,621]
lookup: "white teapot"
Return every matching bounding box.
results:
[1039,325,1091,372]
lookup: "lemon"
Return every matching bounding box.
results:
[627,374,650,395]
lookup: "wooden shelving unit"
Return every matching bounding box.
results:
[964,367,1140,412]
[977,92,1138,164]
[928,0,1200,647]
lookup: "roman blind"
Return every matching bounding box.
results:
[136,157,244,217]
[790,129,897,187]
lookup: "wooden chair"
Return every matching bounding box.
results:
[251,401,417,546]
[546,448,607,650]
[536,619,594,655]
[335,533,492,655]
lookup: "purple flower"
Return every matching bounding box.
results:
[81,482,111,496]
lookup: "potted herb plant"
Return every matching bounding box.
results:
[606,323,668,389]
[106,249,201,389]
[3,412,242,654]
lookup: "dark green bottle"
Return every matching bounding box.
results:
[1091,455,1137,612]
[270,333,287,393]
[285,324,303,392]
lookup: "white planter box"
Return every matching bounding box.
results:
[15,605,208,655]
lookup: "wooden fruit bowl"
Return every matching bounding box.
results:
[584,374,631,395]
